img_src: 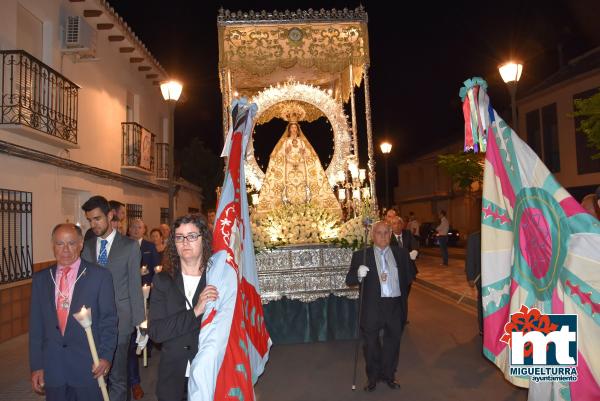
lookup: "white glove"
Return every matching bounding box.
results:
[135,327,149,353]
[409,250,419,260]
[357,265,369,281]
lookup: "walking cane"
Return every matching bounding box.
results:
[352,217,372,390]
[457,273,480,304]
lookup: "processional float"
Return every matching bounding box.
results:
[217,6,376,210]
[216,7,376,304]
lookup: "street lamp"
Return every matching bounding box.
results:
[380,142,392,209]
[498,61,523,128]
[160,80,183,225]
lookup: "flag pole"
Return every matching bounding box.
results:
[352,218,371,390]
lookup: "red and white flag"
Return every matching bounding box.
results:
[189,98,271,401]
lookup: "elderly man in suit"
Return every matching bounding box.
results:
[389,216,419,325]
[81,196,146,401]
[29,223,118,401]
[346,221,414,392]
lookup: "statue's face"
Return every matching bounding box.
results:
[289,124,298,136]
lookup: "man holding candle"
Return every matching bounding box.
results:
[81,196,146,401]
[29,223,118,401]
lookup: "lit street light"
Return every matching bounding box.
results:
[498,61,523,128]
[160,80,183,225]
[380,141,392,209]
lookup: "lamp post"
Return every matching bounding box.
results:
[380,142,392,209]
[498,61,523,128]
[160,80,183,225]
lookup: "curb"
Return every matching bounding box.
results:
[414,278,477,308]
[419,249,466,260]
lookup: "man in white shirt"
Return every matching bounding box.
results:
[436,210,450,266]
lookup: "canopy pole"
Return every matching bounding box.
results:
[350,64,359,158]
[226,69,233,137]
[363,64,377,207]
[220,68,229,140]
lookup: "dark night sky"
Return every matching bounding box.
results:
[109,0,599,195]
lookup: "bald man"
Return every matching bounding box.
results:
[29,224,117,401]
[346,221,414,392]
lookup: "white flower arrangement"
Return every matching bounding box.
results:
[334,199,378,250]
[251,204,341,250]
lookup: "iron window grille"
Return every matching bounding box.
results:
[126,203,143,231]
[1,189,33,284]
[160,208,169,224]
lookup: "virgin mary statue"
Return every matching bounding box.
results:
[255,119,342,218]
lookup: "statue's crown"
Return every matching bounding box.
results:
[281,102,306,123]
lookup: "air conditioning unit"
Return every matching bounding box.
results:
[62,16,97,59]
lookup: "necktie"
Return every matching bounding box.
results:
[98,239,109,266]
[397,234,403,248]
[380,250,391,297]
[57,267,71,335]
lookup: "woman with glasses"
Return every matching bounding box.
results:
[148,214,218,401]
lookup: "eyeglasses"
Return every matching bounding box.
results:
[174,233,201,243]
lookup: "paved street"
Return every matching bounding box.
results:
[0,252,525,401]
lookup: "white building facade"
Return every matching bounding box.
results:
[0,0,201,340]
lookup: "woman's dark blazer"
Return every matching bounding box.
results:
[148,269,206,401]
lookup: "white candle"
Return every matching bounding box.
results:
[251,193,259,205]
[73,306,109,401]
[142,284,151,300]
[352,189,360,200]
[359,168,366,182]
[338,188,346,200]
[73,306,92,329]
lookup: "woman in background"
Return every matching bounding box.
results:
[149,228,166,260]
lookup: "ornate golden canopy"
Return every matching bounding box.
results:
[218,7,369,101]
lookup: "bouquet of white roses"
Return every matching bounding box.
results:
[251,203,341,250]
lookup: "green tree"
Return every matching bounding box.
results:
[179,138,223,210]
[573,90,600,159]
[437,151,484,192]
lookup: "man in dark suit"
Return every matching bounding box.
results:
[465,231,483,335]
[81,196,146,401]
[29,223,118,401]
[129,218,160,286]
[389,216,419,325]
[346,221,414,392]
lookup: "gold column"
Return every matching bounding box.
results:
[226,69,233,138]
[219,68,228,140]
[363,64,377,206]
[349,64,358,157]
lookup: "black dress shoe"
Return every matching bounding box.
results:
[385,380,401,389]
[364,382,376,392]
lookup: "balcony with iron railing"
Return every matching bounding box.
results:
[0,50,79,146]
[122,122,155,174]
[155,142,169,180]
